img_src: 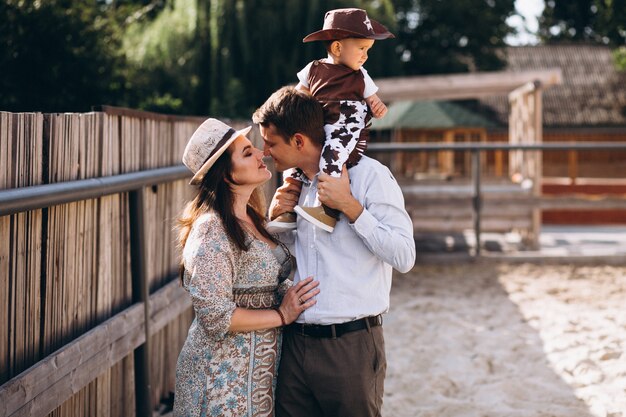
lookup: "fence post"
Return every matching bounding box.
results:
[472,150,482,256]
[129,188,153,416]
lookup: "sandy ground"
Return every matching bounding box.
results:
[383,263,626,417]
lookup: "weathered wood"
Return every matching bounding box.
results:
[0,279,190,417]
[408,204,533,217]
[405,192,626,209]
[410,217,532,232]
[376,69,562,101]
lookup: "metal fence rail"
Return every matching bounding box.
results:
[0,165,190,217]
[2,142,626,256]
[368,141,626,255]
[1,141,625,415]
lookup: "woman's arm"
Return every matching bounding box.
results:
[228,277,319,332]
[184,215,318,336]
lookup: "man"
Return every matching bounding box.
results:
[252,86,415,417]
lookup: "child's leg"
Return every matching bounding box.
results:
[295,100,368,232]
[286,167,307,183]
[266,169,303,232]
[319,100,369,178]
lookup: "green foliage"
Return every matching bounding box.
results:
[0,0,127,112]
[394,0,516,74]
[0,0,526,116]
[613,46,626,71]
[539,0,626,46]
[119,0,402,117]
[121,0,197,114]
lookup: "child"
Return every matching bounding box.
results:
[267,8,394,233]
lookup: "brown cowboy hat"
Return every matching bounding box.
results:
[303,8,394,43]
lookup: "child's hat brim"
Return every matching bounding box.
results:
[303,8,395,43]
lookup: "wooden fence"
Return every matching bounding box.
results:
[0,108,262,417]
[3,106,626,416]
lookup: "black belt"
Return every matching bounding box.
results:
[288,315,383,338]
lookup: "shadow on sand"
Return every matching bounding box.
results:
[383,263,596,417]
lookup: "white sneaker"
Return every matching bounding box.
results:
[266,212,297,233]
[294,205,336,233]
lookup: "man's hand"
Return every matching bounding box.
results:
[269,177,302,220]
[318,166,364,223]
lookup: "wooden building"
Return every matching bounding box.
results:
[372,44,626,224]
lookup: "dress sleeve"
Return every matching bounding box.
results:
[182,215,237,339]
[360,67,379,99]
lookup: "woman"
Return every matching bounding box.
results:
[174,118,319,417]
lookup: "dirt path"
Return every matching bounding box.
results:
[383,263,626,417]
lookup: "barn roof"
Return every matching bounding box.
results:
[371,100,496,130]
[480,45,626,128]
[374,45,626,130]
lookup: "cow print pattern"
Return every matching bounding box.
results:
[320,99,369,177]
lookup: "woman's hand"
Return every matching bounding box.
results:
[278,276,319,324]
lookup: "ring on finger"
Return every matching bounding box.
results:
[298,297,304,304]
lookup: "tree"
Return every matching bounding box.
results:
[394,0,517,74]
[1,0,527,115]
[0,0,127,112]
[538,0,626,46]
[121,0,399,117]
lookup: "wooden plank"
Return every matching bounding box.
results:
[0,112,8,188]
[376,69,562,101]
[495,150,504,177]
[411,217,532,232]
[0,215,9,384]
[408,204,532,217]
[1,302,145,416]
[0,280,190,417]
[568,150,578,183]
[406,194,626,209]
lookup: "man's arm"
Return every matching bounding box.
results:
[318,165,416,273]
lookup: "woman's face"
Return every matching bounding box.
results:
[228,135,272,187]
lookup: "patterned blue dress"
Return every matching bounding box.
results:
[174,212,291,417]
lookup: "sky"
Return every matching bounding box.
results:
[505,0,545,45]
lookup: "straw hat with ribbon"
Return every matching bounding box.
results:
[182,118,252,185]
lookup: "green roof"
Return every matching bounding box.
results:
[370,100,497,130]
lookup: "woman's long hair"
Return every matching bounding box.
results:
[177,148,277,278]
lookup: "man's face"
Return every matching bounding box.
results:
[260,123,298,172]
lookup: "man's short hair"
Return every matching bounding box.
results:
[252,86,325,147]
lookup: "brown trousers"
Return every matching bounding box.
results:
[275,325,386,417]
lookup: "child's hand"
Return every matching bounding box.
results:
[367,95,388,118]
